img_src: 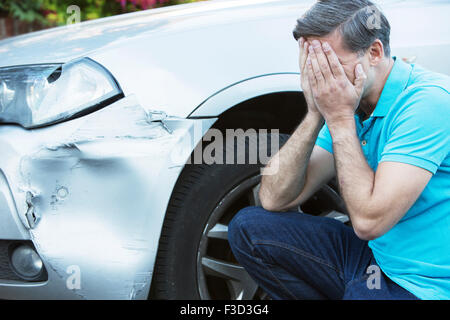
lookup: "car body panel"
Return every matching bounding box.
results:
[0,95,216,299]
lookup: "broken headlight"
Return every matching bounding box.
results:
[0,58,122,128]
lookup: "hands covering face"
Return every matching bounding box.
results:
[299,38,367,124]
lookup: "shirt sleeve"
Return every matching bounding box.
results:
[315,122,333,154]
[379,86,450,174]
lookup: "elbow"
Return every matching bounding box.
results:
[258,188,286,212]
[259,195,282,212]
[352,217,383,241]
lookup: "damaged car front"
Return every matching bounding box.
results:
[0,54,213,299]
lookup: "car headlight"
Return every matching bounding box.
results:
[0,58,123,128]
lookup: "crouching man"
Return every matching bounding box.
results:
[228,0,450,300]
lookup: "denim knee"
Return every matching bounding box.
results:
[228,205,268,252]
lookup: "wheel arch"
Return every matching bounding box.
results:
[189,73,308,134]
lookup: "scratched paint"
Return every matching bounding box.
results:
[0,95,217,299]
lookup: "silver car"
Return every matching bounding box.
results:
[0,0,449,299]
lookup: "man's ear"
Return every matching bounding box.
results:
[368,39,384,66]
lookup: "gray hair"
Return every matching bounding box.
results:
[292,0,391,57]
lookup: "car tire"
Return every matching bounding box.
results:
[150,130,289,299]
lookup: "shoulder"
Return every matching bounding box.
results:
[407,63,450,93]
[384,84,450,141]
[403,84,449,109]
[392,83,450,122]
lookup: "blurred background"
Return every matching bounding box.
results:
[0,0,208,40]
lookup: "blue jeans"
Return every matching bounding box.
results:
[228,206,419,300]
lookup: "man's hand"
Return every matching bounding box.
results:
[298,37,321,117]
[306,40,366,126]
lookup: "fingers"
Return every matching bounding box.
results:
[302,41,309,71]
[308,44,325,86]
[298,37,309,72]
[299,36,304,48]
[322,42,346,79]
[306,55,318,93]
[311,40,333,80]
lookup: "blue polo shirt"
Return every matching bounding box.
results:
[315,57,450,300]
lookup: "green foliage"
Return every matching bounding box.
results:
[0,0,206,26]
[42,0,127,25]
[0,0,47,24]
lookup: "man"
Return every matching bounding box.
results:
[228,0,450,300]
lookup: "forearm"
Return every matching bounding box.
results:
[259,111,324,210]
[328,119,378,230]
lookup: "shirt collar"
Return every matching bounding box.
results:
[370,57,413,118]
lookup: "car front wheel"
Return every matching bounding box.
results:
[150,131,348,299]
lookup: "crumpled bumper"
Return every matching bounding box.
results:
[0,95,216,299]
